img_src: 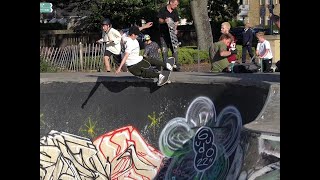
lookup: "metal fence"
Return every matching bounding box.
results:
[40,43,117,72]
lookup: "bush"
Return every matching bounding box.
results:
[40,58,57,72]
[141,47,209,65]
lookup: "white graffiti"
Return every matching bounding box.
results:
[40,130,110,180]
[40,126,164,180]
[158,96,243,180]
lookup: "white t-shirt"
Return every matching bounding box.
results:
[256,40,273,59]
[100,28,122,55]
[124,38,143,66]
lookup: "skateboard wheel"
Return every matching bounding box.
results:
[167,80,171,83]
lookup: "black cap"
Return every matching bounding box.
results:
[128,26,140,35]
[102,18,111,25]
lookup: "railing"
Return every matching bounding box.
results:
[40,42,116,72]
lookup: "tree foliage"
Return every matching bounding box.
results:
[207,0,240,22]
[74,0,161,32]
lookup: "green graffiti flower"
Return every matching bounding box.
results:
[79,117,101,139]
[147,111,163,128]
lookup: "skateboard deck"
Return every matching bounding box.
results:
[167,18,180,54]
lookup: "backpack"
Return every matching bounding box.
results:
[233,63,260,73]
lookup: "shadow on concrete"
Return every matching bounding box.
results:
[81,75,162,109]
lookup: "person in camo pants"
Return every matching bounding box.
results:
[143,34,163,71]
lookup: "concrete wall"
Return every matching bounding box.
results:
[265,35,280,63]
[40,80,279,179]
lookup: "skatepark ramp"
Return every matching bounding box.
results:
[40,72,280,180]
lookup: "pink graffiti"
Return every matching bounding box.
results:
[93,126,164,180]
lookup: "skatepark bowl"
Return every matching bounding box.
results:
[40,72,280,180]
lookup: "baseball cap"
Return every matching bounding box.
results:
[128,26,140,35]
[144,34,151,41]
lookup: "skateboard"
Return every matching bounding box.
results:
[157,57,175,86]
[167,18,180,54]
[167,18,181,71]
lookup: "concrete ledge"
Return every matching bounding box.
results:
[40,72,280,86]
[244,83,280,135]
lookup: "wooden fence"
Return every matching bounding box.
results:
[40,42,115,72]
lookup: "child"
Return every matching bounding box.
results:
[256,32,273,73]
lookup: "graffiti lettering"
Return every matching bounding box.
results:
[193,127,217,171]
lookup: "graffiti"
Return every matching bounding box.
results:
[158,96,243,180]
[79,117,101,139]
[94,126,164,179]
[147,111,163,129]
[146,111,163,135]
[40,126,164,180]
[40,130,110,180]
[193,127,217,172]
[41,96,246,179]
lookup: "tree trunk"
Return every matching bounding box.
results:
[190,0,213,51]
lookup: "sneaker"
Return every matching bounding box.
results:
[157,74,165,86]
[166,63,173,71]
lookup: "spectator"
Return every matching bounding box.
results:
[242,23,254,63]
[143,35,161,59]
[270,13,280,72]
[143,34,162,71]
[256,32,273,73]
[157,0,180,71]
[220,22,238,63]
[209,33,237,73]
[270,13,280,29]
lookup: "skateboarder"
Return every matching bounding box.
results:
[157,0,180,71]
[115,26,173,86]
[96,18,122,72]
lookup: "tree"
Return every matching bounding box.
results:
[190,0,239,50]
[73,0,159,32]
[190,0,212,51]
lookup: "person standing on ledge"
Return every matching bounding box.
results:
[157,0,180,71]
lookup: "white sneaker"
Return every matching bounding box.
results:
[157,74,165,86]
[166,63,173,71]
